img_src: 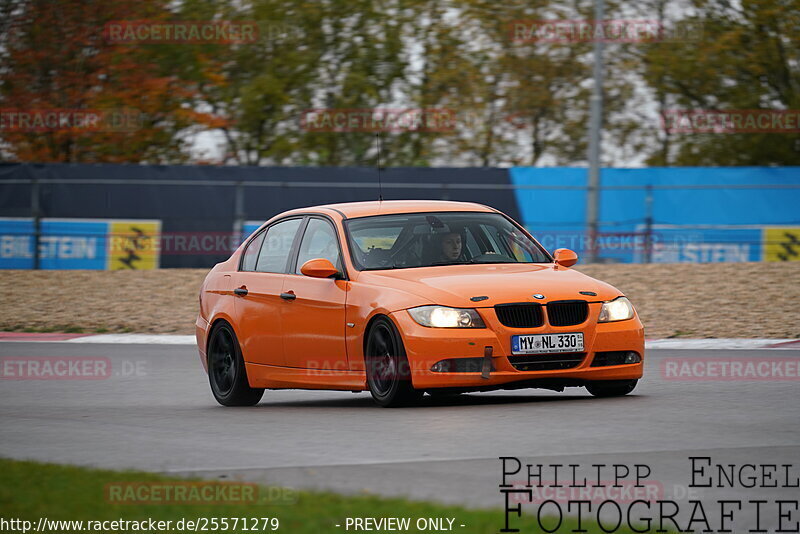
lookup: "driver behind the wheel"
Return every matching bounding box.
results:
[439,231,463,262]
[418,225,467,265]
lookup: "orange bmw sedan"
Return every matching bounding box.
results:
[196,200,644,407]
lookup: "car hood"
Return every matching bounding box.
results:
[356,263,623,308]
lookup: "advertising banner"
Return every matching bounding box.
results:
[0,218,161,270]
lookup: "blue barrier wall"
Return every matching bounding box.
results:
[509,167,800,263]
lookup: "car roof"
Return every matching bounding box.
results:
[312,200,496,219]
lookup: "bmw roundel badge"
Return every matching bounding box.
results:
[533,294,545,299]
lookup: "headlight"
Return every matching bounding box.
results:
[408,306,486,328]
[598,296,635,322]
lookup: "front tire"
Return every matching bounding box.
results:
[586,379,638,397]
[207,322,264,406]
[365,317,423,407]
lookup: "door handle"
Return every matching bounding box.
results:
[233,287,248,296]
[280,291,296,301]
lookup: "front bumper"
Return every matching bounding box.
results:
[391,303,644,390]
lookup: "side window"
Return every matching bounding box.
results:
[255,219,302,273]
[295,218,341,274]
[241,231,265,271]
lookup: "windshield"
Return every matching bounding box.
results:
[345,211,551,270]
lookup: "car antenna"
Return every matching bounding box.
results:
[375,133,384,202]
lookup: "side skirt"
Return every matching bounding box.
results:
[245,362,367,391]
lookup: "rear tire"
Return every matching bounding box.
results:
[365,317,423,407]
[207,322,264,406]
[586,379,638,397]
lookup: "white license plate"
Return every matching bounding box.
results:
[511,333,584,354]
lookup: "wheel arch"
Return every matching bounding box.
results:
[206,313,241,357]
[362,312,394,360]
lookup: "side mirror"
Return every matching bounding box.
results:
[554,248,578,267]
[300,258,340,279]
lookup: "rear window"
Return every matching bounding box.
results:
[255,218,302,273]
[241,231,265,271]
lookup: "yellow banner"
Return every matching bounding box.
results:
[107,220,161,270]
[763,227,800,262]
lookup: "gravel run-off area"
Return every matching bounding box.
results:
[0,263,798,339]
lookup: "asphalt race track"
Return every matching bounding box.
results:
[1,342,798,530]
